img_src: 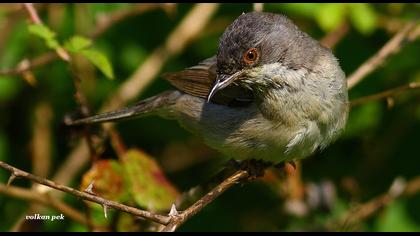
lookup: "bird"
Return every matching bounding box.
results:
[66,11,349,169]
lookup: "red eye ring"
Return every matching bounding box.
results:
[243,48,259,65]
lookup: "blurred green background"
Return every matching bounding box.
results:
[0,3,419,232]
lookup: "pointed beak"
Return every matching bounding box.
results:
[207,70,243,102]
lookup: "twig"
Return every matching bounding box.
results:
[350,82,420,107]
[0,159,256,232]
[160,170,249,232]
[320,21,349,49]
[0,53,58,76]
[0,183,87,225]
[22,3,70,62]
[0,161,170,225]
[23,3,42,24]
[347,21,418,89]
[332,176,420,230]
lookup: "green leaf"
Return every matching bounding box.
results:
[28,24,60,49]
[64,35,92,53]
[315,3,347,32]
[375,200,420,232]
[349,3,377,35]
[121,149,180,212]
[81,49,114,79]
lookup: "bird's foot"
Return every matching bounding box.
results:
[238,159,272,180]
[274,161,296,171]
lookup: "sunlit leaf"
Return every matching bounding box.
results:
[28,24,60,49]
[349,3,377,35]
[64,35,93,53]
[375,200,420,232]
[121,149,180,212]
[81,49,114,79]
[315,4,347,32]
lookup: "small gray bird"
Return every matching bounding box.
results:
[67,12,349,165]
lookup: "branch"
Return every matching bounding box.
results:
[0,161,170,226]
[319,21,349,49]
[0,53,57,76]
[337,175,420,228]
[0,183,87,225]
[0,159,256,232]
[160,170,249,232]
[347,21,418,89]
[350,82,420,107]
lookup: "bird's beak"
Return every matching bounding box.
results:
[207,70,243,102]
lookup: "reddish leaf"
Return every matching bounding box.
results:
[121,149,180,212]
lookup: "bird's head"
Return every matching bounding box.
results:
[208,11,323,101]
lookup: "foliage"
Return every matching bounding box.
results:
[0,3,419,232]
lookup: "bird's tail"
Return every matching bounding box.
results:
[65,90,181,126]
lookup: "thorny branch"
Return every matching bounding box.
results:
[0,160,253,231]
[0,161,170,225]
[160,170,249,232]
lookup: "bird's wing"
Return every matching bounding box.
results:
[162,56,217,99]
[162,56,254,106]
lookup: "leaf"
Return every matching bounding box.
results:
[28,24,60,49]
[375,200,420,232]
[64,35,93,53]
[121,149,180,212]
[349,3,377,35]
[315,4,347,32]
[80,159,129,202]
[81,49,114,79]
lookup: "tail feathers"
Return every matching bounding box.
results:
[65,90,180,126]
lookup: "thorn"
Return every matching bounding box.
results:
[102,204,108,218]
[7,173,16,187]
[169,203,179,217]
[386,97,395,109]
[84,181,95,194]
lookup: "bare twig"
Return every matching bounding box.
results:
[336,175,420,229]
[347,21,418,89]
[320,21,349,49]
[160,170,249,232]
[350,82,420,107]
[23,3,42,24]
[0,161,170,225]
[0,53,57,76]
[0,183,88,225]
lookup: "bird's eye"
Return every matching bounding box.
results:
[243,48,259,65]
